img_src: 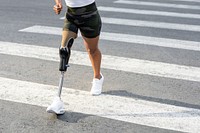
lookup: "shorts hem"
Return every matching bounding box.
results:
[81,33,100,38]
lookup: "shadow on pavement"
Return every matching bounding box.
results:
[55,111,92,123]
[103,90,200,110]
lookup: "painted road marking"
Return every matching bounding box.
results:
[1,41,200,82]
[59,17,200,32]
[168,0,200,2]
[114,0,200,10]
[0,77,200,133]
[103,17,200,32]
[98,6,200,19]
[19,25,200,52]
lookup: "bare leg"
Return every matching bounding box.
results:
[82,35,102,79]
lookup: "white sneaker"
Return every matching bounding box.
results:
[90,74,104,96]
[46,96,65,115]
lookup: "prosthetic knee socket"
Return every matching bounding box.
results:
[59,38,74,71]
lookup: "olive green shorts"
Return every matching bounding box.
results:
[63,2,102,38]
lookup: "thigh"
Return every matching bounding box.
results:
[82,35,100,52]
[79,11,102,38]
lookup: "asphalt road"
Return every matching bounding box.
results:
[0,0,200,133]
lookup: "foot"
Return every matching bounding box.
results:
[46,96,65,115]
[90,73,104,96]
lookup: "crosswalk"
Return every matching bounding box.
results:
[114,0,200,10]
[98,6,200,19]
[60,16,200,32]
[19,25,200,51]
[1,0,200,132]
[1,77,200,132]
[1,41,200,82]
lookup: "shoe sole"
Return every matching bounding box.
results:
[91,93,101,96]
[46,109,65,115]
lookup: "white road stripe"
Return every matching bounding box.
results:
[59,17,200,32]
[171,0,200,2]
[98,6,200,19]
[1,41,200,82]
[114,0,200,10]
[19,25,200,52]
[170,0,200,2]
[101,17,200,32]
[0,77,200,133]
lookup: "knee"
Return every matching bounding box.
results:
[87,48,99,55]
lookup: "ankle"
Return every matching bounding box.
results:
[94,74,101,80]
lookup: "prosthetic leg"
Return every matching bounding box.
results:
[57,37,74,97]
[46,31,77,114]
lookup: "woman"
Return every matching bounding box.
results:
[47,0,104,114]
